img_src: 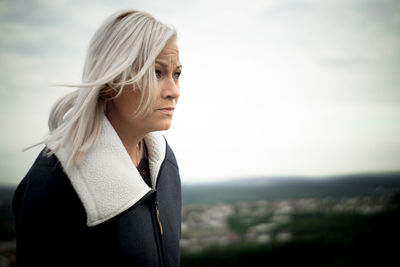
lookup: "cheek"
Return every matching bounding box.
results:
[115,99,133,118]
[117,92,142,117]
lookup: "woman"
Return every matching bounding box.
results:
[12,9,182,267]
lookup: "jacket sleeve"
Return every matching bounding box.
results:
[12,159,88,267]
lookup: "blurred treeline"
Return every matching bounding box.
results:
[182,172,400,205]
[0,187,14,241]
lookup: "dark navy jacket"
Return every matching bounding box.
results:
[12,139,181,267]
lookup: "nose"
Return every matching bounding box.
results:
[160,76,180,100]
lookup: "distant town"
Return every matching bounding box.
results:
[181,195,391,252]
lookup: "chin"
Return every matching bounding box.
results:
[153,120,172,131]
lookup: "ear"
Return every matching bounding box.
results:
[100,84,120,100]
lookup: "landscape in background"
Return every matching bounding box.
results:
[1,172,400,266]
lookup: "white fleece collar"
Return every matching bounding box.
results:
[47,116,166,227]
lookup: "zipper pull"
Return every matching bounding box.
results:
[155,201,164,235]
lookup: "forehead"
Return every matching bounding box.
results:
[156,41,180,64]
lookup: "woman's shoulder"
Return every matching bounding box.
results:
[164,139,179,170]
[13,148,82,215]
[20,147,68,187]
[12,148,87,253]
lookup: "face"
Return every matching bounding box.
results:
[106,40,181,135]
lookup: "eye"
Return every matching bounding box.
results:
[173,71,181,80]
[155,69,162,79]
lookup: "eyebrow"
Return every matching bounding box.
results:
[155,61,182,70]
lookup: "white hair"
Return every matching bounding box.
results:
[26,9,177,170]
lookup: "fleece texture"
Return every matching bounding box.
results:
[47,116,166,227]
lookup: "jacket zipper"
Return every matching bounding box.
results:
[153,159,167,266]
[155,200,164,235]
[152,192,167,267]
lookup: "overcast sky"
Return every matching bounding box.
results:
[1,0,399,185]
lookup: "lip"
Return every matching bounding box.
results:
[156,107,175,115]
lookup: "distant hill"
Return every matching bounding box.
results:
[2,171,400,211]
[182,172,400,206]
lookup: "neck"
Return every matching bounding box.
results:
[105,113,146,167]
